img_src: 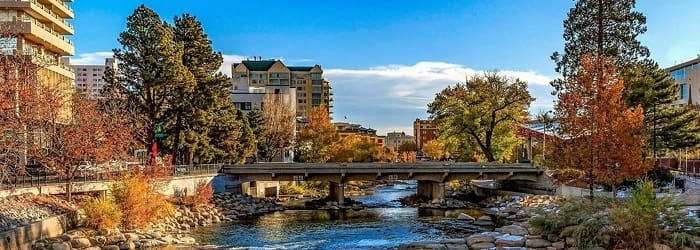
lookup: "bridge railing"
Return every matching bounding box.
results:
[0,164,222,190]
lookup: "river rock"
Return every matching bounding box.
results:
[102,245,119,250]
[52,242,71,250]
[466,234,495,245]
[469,242,495,249]
[441,239,466,244]
[108,234,126,245]
[456,213,475,221]
[70,238,91,248]
[473,216,494,226]
[527,238,552,248]
[653,243,672,250]
[496,225,528,236]
[118,241,135,250]
[83,247,101,250]
[551,241,566,249]
[495,235,525,247]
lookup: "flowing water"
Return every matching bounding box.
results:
[192,182,482,249]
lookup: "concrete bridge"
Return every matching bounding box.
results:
[221,162,544,205]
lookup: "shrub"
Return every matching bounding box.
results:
[188,180,213,206]
[573,217,610,249]
[111,173,174,229]
[671,232,696,249]
[81,197,121,230]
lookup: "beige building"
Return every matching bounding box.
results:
[667,57,700,105]
[232,58,333,119]
[0,0,74,89]
[67,57,116,99]
[386,131,415,150]
[334,122,385,147]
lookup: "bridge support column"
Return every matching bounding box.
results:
[417,180,445,203]
[328,181,345,205]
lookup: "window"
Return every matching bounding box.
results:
[680,83,688,99]
[311,73,322,80]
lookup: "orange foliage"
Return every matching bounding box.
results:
[297,106,339,163]
[187,180,213,206]
[111,173,174,230]
[554,54,650,197]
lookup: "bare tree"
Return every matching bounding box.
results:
[258,93,295,162]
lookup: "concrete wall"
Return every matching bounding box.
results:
[557,184,612,198]
[159,175,217,197]
[240,181,280,198]
[0,213,75,250]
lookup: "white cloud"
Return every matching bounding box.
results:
[218,54,245,76]
[69,51,114,65]
[325,61,556,135]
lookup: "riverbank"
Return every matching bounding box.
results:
[29,192,284,250]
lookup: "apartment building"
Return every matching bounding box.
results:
[67,57,116,99]
[334,122,385,147]
[232,58,333,119]
[0,0,74,118]
[386,131,415,150]
[414,118,437,151]
[667,57,700,105]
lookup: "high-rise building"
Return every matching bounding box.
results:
[232,58,333,119]
[68,57,116,99]
[413,118,437,151]
[0,0,75,87]
[667,57,700,105]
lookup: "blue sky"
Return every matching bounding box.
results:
[69,1,700,135]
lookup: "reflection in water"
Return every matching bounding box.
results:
[192,182,482,249]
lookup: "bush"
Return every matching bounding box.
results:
[671,232,696,249]
[111,173,174,229]
[187,180,213,206]
[530,197,613,236]
[80,197,121,230]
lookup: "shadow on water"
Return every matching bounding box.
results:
[192,182,485,250]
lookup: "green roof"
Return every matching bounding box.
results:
[288,66,313,71]
[241,60,277,71]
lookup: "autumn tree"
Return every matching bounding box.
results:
[397,141,417,163]
[258,93,295,162]
[422,140,447,160]
[552,0,700,153]
[43,93,132,201]
[330,135,387,163]
[554,55,650,198]
[296,105,338,163]
[428,72,533,162]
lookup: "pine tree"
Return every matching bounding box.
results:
[172,14,241,164]
[109,5,195,151]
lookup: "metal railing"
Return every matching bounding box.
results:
[0,164,222,190]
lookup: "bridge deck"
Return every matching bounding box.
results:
[222,162,540,174]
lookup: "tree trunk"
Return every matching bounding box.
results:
[66,179,72,202]
[611,183,617,200]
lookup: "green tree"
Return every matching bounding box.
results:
[552,0,700,152]
[246,108,266,161]
[296,106,339,163]
[109,5,195,151]
[233,109,256,163]
[171,13,243,164]
[428,72,533,162]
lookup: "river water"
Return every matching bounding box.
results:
[192,182,483,249]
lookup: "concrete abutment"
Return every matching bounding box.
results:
[417,180,445,202]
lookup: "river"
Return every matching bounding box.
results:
[191,182,484,249]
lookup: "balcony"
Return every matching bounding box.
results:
[16,20,74,55]
[37,0,73,18]
[29,0,73,34]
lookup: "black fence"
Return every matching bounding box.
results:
[0,164,222,190]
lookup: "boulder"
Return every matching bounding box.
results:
[457,213,475,221]
[70,238,91,248]
[552,241,566,249]
[526,238,552,248]
[51,242,71,250]
[495,235,525,247]
[440,239,465,244]
[652,244,672,250]
[466,234,495,246]
[118,241,135,250]
[102,245,120,250]
[496,225,528,236]
[469,242,495,249]
[83,247,101,250]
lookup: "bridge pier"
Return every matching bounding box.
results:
[328,181,345,205]
[417,180,445,203]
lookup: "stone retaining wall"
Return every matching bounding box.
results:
[0,213,75,250]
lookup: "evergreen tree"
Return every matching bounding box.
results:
[246,108,266,161]
[552,0,700,152]
[172,14,243,164]
[234,109,256,163]
[110,5,195,150]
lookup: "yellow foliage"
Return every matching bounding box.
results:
[81,197,122,230]
[111,173,174,229]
